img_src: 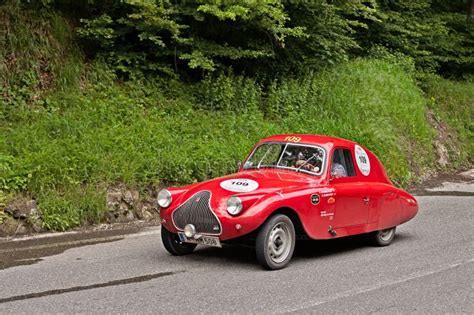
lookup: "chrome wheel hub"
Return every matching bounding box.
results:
[379,228,394,241]
[267,222,293,264]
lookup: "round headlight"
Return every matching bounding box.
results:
[157,189,172,208]
[184,224,196,238]
[227,196,243,216]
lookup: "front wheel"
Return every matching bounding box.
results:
[256,214,296,270]
[369,227,396,246]
[161,227,197,255]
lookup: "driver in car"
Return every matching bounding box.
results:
[294,150,322,173]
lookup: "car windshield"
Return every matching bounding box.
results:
[243,142,325,175]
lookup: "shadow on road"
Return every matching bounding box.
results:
[184,232,416,268]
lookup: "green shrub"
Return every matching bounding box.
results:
[0,155,31,192]
[40,194,80,231]
[266,59,434,185]
[39,187,105,231]
[1,4,472,233]
[423,76,474,165]
[2,57,468,229]
[194,73,262,112]
[4,59,435,193]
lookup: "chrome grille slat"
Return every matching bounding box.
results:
[172,191,222,234]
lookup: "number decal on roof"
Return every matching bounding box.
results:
[284,136,301,143]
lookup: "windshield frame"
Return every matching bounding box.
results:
[243,141,327,176]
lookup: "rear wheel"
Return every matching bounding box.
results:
[256,214,296,270]
[161,227,197,255]
[369,227,396,246]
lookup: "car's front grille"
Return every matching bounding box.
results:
[172,191,222,235]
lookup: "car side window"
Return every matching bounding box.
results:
[331,148,356,178]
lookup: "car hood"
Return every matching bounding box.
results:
[176,169,324,202]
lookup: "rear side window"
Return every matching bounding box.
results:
[331,148,356,177]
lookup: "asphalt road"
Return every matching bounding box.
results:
[0,177,473,313]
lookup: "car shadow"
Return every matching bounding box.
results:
[192,244,258,267]
[294,232,415,259]
[294,235,371,259]
[189,232,415,268]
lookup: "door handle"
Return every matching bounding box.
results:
[362,196,370,204]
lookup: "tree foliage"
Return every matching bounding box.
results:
[13,0,474,78]
[73,0,305,77]
[362,0,474,77]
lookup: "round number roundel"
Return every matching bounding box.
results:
[220,179,259,193]
[354,145,371,176]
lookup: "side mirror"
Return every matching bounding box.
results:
[237,161,242,171]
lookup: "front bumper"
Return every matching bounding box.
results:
[161,209,264,241]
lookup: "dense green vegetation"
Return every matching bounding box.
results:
[54,0,474,78]
[1,1,473,231]
[424,76,474,164]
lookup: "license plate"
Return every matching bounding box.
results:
[178,232,222,248]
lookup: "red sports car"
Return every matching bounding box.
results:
[158,134,418,270]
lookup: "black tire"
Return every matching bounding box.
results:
[369,227,396,246]
[256,214,296,270]
[161,227,197,255]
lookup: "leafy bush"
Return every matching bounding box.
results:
[2,58,445,229]
[366,0,474,77]
[16,0,471,78]
[74,0,304,75]
[265,59,434,185]
[39,192,78,231]
[1,4,472,231]
[423,75,474,164]
[0,155,31,192]
[0,4,82,111]
[194,73,261,112]
[39,188,105,231]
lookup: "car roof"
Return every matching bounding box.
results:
[259,134,359,148]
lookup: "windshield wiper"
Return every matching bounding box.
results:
[257,146,273,169]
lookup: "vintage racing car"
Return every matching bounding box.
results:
[158,134,418,269]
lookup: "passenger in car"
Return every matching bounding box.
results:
[331,163,347,177]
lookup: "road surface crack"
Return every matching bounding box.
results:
[0,271,183,304]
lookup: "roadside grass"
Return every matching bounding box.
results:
[265,59,434,185]
[423,76,474,166]
[2,59,442,230]
[0,4,82,118]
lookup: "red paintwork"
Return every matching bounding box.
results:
[160,134,418,241]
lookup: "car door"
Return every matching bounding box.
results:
[329,148,370,228]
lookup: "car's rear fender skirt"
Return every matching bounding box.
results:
[376,191,418,230]
[376,192,402,230]
[399,195,418,224]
